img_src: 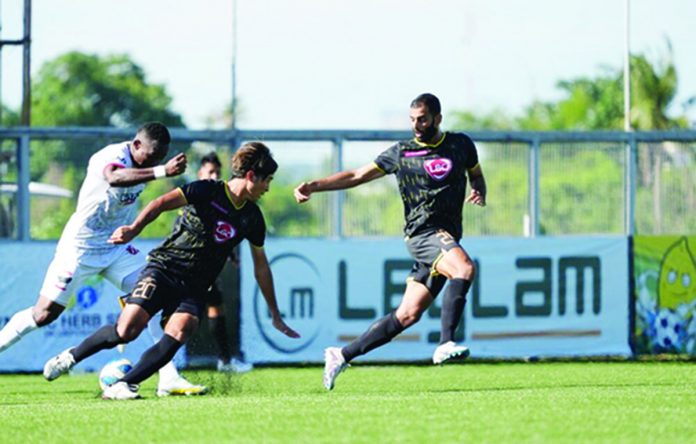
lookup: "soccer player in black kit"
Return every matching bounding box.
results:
[44,142,300,399]
[294,93,486,390]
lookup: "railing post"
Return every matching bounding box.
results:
[17,135,30,241]
[528,137,540,237]
[625,134,637,235]
[332,138,344,238]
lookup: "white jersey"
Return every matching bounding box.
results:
[57,142,146,257]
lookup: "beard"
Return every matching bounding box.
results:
[416,124,438,143]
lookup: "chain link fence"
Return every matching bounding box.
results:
[0,128,694,241]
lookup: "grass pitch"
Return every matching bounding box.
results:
[1,362,695,443]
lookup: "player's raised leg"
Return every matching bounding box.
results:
[44,303,150,381]
[323,281,432,390]
[0,256,88,353]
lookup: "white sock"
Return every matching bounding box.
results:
[0,307,38,353]
[146,316,181,383]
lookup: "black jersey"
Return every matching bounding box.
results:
[147,180,266,290]
[374,132,479,239]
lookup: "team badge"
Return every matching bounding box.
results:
[424,158,453,181]
[214,221,237,243]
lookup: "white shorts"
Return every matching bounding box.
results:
[39,244,146,306]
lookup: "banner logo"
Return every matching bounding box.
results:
[253,253,321,353]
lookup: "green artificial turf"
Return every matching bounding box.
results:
[1,362,695,443]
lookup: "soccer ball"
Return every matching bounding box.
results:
[98,358,133,390]
[653,308,687,351]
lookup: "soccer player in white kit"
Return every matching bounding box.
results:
[0,122,206,396]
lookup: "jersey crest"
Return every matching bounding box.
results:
[424,158,453,181]
[213,220,237,243]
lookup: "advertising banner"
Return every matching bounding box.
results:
[241,236,631,363]
[0,241,183,373]
[634,236,696,355]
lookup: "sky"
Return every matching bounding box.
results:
[1,0,694,130]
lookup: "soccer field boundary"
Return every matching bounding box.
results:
[1,353,694,376]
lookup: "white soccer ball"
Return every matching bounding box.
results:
[98,358,133,390]
[653,308,687,351]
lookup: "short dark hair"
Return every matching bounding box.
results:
[232,142,278,179]
[200,152,222,168]
[410,93,441,116]
[137,122,171,147]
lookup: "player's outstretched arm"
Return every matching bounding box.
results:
[466,164,487,207]
[105,153,187,187]
[250,245,300,338]
[109,188,187,244]
[294,162,385,203]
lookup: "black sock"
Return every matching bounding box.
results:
[440,278,471,344]
[342,311,405,362]
[209,316,231,363]
[71,324,124,363]
[121,334,182,385]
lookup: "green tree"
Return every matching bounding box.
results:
[450,43,693,131]
[32,51,183,127]
[0,105,20,126]
[260,181,326,236]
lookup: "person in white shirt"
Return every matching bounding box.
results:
[0,122,205,396]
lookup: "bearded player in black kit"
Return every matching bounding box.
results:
[294,93,486,390]
[44,142,300,399]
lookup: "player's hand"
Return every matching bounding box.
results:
[108,225,139,244]
[164,153,187,177]
[293,182,313,203]
[272,316,301,338]
[466,189,486,207]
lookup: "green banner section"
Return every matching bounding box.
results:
[634,236,696,354]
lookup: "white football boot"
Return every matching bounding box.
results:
[432,341,470,365]
[323,347,349,391]
[156,375,208,397]
[102,382,141,400]
[43,348,76,381]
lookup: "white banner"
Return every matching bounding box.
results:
[241,236,630,362]
[0,241,185,373]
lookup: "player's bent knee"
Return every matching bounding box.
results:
[397,309,423,328]
[116,322,144,343]
[165,316,199,343]
[463,260,476,280]
[208,305,222,318]
[451,259,476,280]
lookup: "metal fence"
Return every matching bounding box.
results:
[0,127,694,241]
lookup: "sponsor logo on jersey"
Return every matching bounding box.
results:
[211,201,229,214]
[214,221,237,243]
[424,158,453,181]
[126,245,140,255]
[116,190,142,205]
[404,149,429,158]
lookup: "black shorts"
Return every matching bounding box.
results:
[405,228,462,297]
[125,266,205,320]
[203,282,223,307]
